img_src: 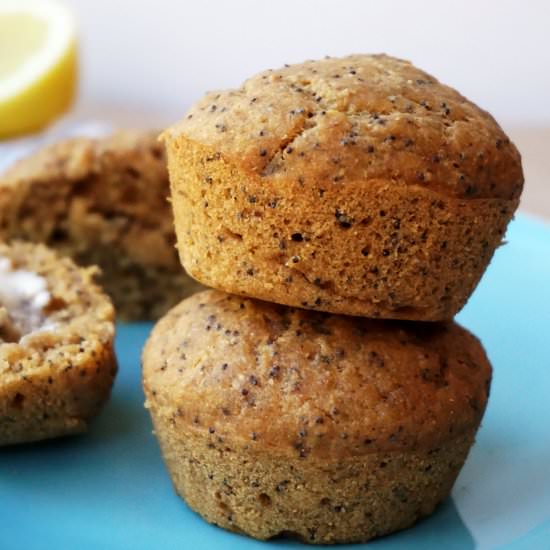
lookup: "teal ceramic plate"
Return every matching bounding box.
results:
[1,214,549,550]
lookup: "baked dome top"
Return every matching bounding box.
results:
[167,54,522,200]
[143,290,491,460]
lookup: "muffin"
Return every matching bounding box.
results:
[0,242,116,445]
[163,54,523,321]
[143,290,492,544]
[0,130,203,320]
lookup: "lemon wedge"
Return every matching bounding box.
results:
[0,0,77,138]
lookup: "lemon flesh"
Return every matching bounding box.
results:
[0,1,77,139]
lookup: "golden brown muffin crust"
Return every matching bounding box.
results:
[166,150,515,320]
[167,54,522,201]
[143,290,491,461]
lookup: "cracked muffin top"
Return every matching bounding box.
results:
[166,54,522,200]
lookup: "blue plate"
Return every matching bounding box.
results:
[1,214,549,550]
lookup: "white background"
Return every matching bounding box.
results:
[67,0,550,128]
[2,1,547,217]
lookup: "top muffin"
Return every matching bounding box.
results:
[163,54,523,320]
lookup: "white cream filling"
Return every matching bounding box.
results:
[0,256,55,342]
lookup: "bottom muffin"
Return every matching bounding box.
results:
[0,242,117,445]
[143,290,491,544]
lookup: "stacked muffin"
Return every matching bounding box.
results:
[143,54,523,544]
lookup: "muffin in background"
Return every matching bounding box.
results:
[0,241,116,446]
[0,130,203,320]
